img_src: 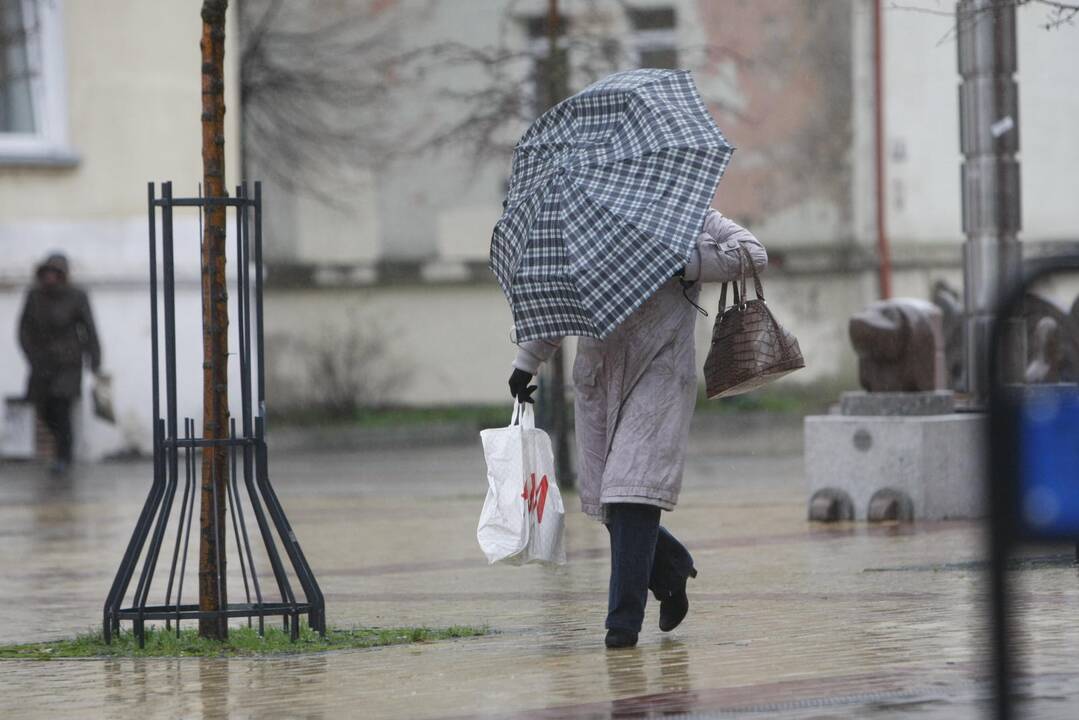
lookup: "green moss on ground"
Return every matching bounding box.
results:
[696,377,850,415]
[269,403,511,430]
[0,624,488,660]
[270,379,850,429]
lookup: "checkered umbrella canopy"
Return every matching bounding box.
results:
[491,68,734,343]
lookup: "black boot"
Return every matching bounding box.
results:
[658,567,697,632]
[605,628,639,648]
[605,504,661,646]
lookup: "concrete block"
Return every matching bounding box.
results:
[840,390,955,416]
[804,413,987,521]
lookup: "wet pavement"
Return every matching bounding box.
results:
[2,416,1078,719]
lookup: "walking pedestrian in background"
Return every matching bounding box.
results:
[17,253,102,474]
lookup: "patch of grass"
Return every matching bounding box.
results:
[350,405,511,430]
[271,377,854,428]
[696,377,851,416]
[0,624,488,660]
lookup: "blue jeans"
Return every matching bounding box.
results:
[605,503,695,633]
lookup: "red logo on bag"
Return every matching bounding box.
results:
[522,473,549,523]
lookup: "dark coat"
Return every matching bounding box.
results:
[18,283,102,401]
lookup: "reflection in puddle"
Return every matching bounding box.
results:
[200,659,230,720]
[606,639,697,716]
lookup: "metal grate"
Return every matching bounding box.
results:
[102,181,325,646]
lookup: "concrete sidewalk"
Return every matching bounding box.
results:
[1,419,1077,719]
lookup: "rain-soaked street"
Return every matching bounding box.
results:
[2,416,1078,719]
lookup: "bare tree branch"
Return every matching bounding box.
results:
[239,0,401,204]
[887,0,1079,35]
[239,0,751,200]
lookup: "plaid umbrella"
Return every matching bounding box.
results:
[491,68,734,343]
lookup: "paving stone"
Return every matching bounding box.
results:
[839,390,955,416]
[0,422,1076,719]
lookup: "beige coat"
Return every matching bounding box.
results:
[513,210,767,520]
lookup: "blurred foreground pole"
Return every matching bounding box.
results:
[535,0,575,488]
[873,0,893,299]
[958,2,1022,718]
[957,0,1024,406]
[199,0,230,640]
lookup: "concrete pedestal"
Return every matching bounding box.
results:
[804,413,987,521]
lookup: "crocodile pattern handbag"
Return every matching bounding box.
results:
[704,245,805,398]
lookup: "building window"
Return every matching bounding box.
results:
[1,0,35,133]
[0,0,76,166]
[628,7,678,69]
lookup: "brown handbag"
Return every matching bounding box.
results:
[703,245,805,398]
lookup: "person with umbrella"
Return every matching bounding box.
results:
[492,69,767,648]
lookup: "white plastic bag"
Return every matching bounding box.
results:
[477,401,566,566]
[92,372,116,424]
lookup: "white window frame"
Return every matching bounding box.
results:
[0,0,77,167]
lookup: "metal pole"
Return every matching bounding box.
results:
[989,369,1017,720]
[957,0,1024,406]
[102,184,164,642]
[959,4,1025,713]
[873,0,892,300]
[535,0,575,489]
[253,182,266,417]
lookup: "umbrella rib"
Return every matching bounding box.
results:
[561,182,686,332]
[571,141,732,173]
[567,146,731,256]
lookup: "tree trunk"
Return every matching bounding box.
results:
[199,0,230,640]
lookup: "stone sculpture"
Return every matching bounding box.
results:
[933,281,1079,387]
[807,299,958,525]
[810,289,1079,526]
[1025,316,1063,384]
[848,298,945,392]
[1021,293,1079,384]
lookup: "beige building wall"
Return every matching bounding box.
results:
[883,1,1079,244]
[258,0,1079,415]
[0,1,241,227]
[0,1,242,459]
[7,1,1079,457]
[256,0,871,410]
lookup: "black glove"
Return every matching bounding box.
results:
[509,368,537,403]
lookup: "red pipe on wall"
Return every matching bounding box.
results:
[873,0,893,299]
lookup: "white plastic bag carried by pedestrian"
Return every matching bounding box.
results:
[477,401,566,566]
[92,372,116,424]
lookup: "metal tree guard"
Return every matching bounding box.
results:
[103,181,325,645]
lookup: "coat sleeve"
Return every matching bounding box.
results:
[683,210,767,283]
[512,337,563,375]
[76,290,102,372]
[17,291,36,365]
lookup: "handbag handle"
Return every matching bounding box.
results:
[739,244,766,302]
[719,244,766,313]
[718,245,736,312]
